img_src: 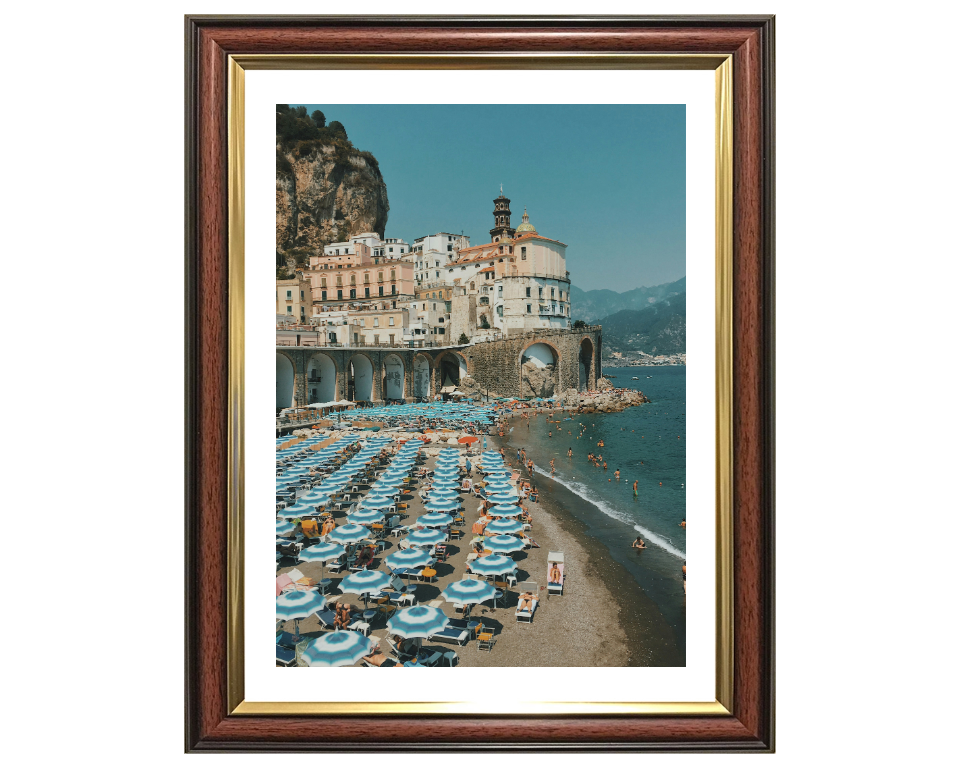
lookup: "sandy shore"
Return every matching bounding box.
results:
[277,440,633,666]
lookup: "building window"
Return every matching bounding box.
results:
[374,318,380,327]
[300,290,304,299]
[337,290,343,300]
[350,289,356,299]
[336,276,342,286]
[350,275,356,285]
[551,287,555,298]
[378,271,384,282]
[360,318,365,327]
[321,278,327,288]
[539,287,543,297]
[527,304,532,314]
[447,244,452,251]
[374,334,379,344]
[526,287,531,297]
[379,286,384,296]
[560,290,564,299]
[364,287,370,297]
[286,290,292,299]
[389,316,395,326]
[286,306,292,313]
[364,274,370,283]
[498,286,503,296]
[321,290,327,300]
[389,247,393,253]
[390,269,396,280]
[391,285,397,294]
[521,247,526,259]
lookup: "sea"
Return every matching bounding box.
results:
[502,365,687,662]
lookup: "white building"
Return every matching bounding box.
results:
[412,232,470,285]
[322,233,410,262]
[448,198,571,339]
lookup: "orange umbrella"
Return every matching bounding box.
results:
[458,435,479,444]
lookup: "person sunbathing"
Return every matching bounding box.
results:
[355,547,374,568]
[517,592,536,611]
[320,519,335,536]
[549,563,562,584]
[361,640,392,666]
[333,602,353,629]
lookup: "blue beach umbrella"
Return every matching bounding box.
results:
[484,534,525,554]
[326,524,370,545]
[469,554,518,577]
[486,494,520,506]
[338,569,392,607]
[405,527,447,547]
[300,630,375,667]
[386,605,450,640]
[276,520,296,536]
[488,504,523,518]
[298,541,346,581]
[360,495,395,509]
[441,578,496,606]
[424,500,460,512]
[383,548,433,571]
[276,589,327,639]
[298,492,331,506]
[281,502,317,517]
[417,513,453,528]
[348,509,385,526]
[485,518,524,535]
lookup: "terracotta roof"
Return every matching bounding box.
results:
[479,266,495,273]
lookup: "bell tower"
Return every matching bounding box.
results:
[490,186,516,242]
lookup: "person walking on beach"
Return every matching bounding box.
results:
[520,448,526,465]
[517,448,521,462]
[550,458,556,474]
[527,459,534,476]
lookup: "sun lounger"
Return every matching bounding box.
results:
[314,607,364,632]
[276,644,297,666]
[547,552,564,596]
[430,617,473,646]
[515,580,540,622]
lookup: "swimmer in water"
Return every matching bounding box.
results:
[632,537,646,550]
[615,469,620,481]
[632,480,638,497]
[603,461,607,471]
[680,519,686,528]
[567,448,572,458]
[548,431,552,438]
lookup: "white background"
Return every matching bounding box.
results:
[3,0,958,764]
[247,67,716,703]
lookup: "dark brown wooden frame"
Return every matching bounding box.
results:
[185,15,774,752]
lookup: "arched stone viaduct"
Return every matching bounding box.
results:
[275,327,601,409]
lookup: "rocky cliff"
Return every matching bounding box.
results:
[276,143,389,259]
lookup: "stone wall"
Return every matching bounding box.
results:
[275,324,601,407]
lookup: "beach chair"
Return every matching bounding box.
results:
[547,552,565,596]
[383,636,417,663]
[430,617,472,646]
[476,623,497,651]
[515,581,539,623]
[275,573,295,595]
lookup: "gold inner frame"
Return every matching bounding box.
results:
[226,53,733,716]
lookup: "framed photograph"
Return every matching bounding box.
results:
[185,15,774,752]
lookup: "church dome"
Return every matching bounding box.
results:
[515,207,537,234]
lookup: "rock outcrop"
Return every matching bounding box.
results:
[276,143,389,257]
[554,386,648,413]
[520,362,556,399]
[596,377,615,391]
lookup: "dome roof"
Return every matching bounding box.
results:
[515,207,537,234]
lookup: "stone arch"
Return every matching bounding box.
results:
[578,337,595,392]
[382,353,405,401]
[306,352,337,404]
[276,351,295,411]
[413,353,433,399]
[436,351,468,390]
[347,353,374,402]
[519,341,559,399]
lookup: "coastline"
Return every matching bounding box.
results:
[492,412,685,666]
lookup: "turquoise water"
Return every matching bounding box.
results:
[517,366,686,556]
[507,366,687,660]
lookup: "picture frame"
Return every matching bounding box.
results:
[185,14,775,752]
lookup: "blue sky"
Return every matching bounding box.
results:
[290,104,685,292]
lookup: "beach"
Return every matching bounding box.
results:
[276,381,684,667]
[278,442,638,666]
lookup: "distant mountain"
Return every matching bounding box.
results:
[570,277,686,322]
[599,293,686,356]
